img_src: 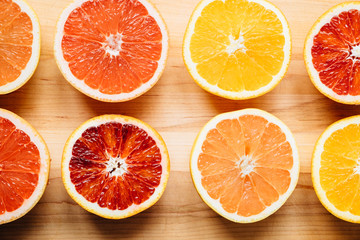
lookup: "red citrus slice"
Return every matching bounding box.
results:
[0,109,50,224]
[62,115,170,219]
[0,0,40,94]
[190,109,299,223]
[54,0,169,102]
[305,2,360,104]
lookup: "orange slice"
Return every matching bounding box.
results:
[304,2,360,105]
[62,115,170,219]
[0,0,41,94]
[190,109,299,223]
[0,108,50,224]
[312,115,360,223]
[183,0,291,100]
[54,0,169,102]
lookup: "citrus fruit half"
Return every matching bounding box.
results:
[0,0,41,94]
[190,109,299,223]
[304,2,360,105]
[312,115,360,223]
[62,115,170,219]
[0,108,50,225]
[183,0,291,100]
[54,0,169,102]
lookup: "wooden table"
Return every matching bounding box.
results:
[2,0,360,239]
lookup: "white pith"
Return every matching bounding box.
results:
[350,45,360,59]
[226,34,246,55]
[312,116,360,223]
[236,155,254,177]
[354,162,360,175]
[0,108,50,225]
[105,155,128,177]
[304,2,360,104]
[54,0,169,102]
[183,0,291,100]
[0,0,41,94]
[62,115,170,219]
[104,33,123,57]
[190,109,300,223]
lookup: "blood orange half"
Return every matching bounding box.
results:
[0,109,50,225]
[190,109,299,223]
[54,0,169,102]
[62,115,170,219]
[305,2,360,104]
[0,0,41,94]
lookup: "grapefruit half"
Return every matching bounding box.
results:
[0,108,50,225]
[0,0,41,94]
[190,109,299,223]
[54,0,169,102]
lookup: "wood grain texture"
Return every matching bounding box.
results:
[2,0,360,239]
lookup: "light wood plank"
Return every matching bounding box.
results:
[2,0,360,239]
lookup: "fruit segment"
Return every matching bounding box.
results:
[198,114,293,217]
[0,117,41,214]
[69,122,162,210]
[61,0,163,95]
[0,57,20,86]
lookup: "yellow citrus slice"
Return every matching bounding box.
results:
[0,108,50,224]
[54,0,169,102]
[62,115,170,219]
[190,109,299,223]
[312,115,360,223]
[0,0,41,94]
[304,2,360,105]
[183,0,291,100]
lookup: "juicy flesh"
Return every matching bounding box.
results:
[190,0,285,92]
[312,9,360,96]
[0,0,33,86]
[320,123,360,215]
[69,122,162,210]
[198,115,293,217]
[0,117,41,214]
[62,0,163,95]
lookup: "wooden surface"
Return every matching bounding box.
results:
[2,0,360,239]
